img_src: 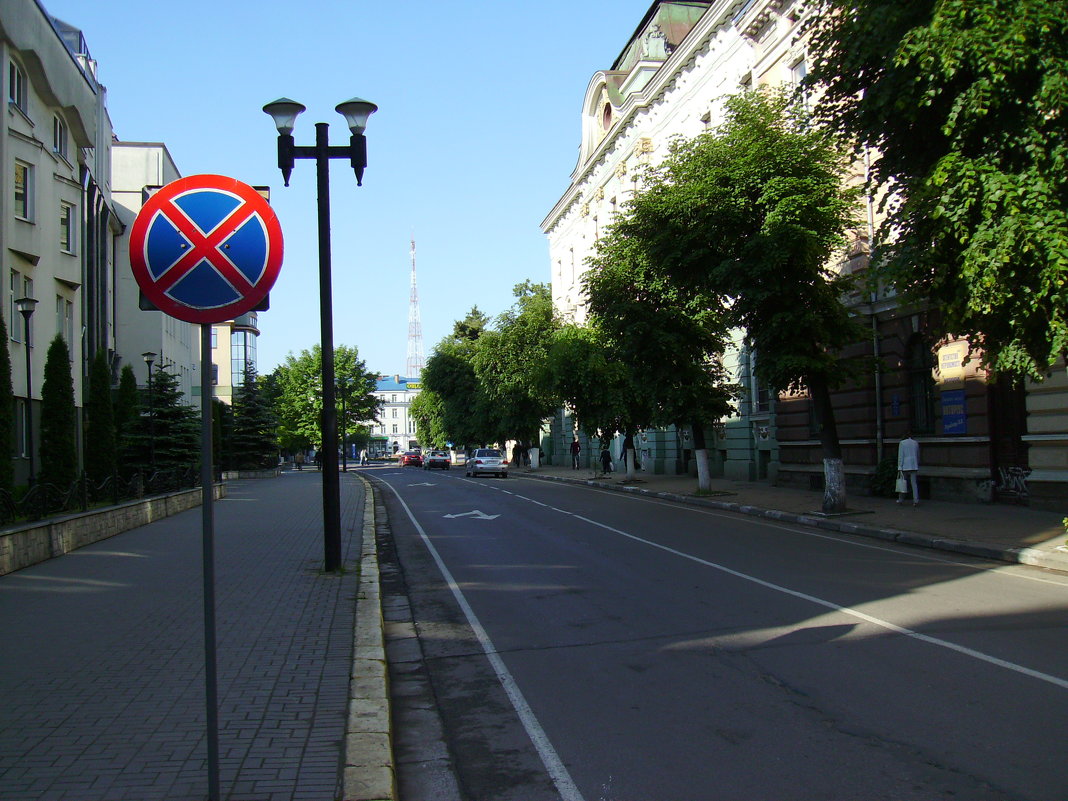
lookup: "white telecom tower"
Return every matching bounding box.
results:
[406,237,425,378]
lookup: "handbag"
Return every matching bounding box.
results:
[895,473,907,493]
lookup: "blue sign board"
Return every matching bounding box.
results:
[941,389,967,434]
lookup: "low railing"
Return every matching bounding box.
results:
[0,467,202,527]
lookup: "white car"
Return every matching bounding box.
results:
[465,448,508,478]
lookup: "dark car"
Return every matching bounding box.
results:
[423,450,451,470]
[400,450,423,467]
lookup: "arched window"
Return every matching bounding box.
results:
[906,335,936,435]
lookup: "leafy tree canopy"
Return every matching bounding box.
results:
[270,345,381,451]
[806,0,1068,376]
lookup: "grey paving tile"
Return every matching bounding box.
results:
[0,473,363,801]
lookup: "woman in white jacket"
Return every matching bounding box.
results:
[897,432,921,506]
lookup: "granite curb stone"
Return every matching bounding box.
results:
[343,477,396,801]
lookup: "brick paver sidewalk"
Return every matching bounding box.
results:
[0,471,364,801]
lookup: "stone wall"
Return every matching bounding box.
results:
[0,484,227,576]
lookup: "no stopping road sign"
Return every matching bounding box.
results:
[129,174,283,324]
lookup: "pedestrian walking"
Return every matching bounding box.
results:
[600,445,613,475]
[314,451,322,471]
[359,449,368,466]
[294,451,304,471]
[570,438,581,470]
[897,432,921,506]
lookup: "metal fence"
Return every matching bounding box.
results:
[0,467,202,527]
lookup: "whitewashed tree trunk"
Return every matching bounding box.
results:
[529,447,540,470]
[822,457,846,513]
[695,448,712,492]
[626,447,637,480]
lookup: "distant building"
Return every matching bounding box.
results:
[111,141,197,403]
[368,375,421,456]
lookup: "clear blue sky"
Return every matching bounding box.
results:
[42,0,653,376]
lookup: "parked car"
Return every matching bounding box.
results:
[423,450,451,470]
[400,450,423,467]
[465,448,508,478]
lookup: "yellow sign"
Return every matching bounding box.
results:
[937,342,969,386]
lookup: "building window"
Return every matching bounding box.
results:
[14,162,33,220]
[211,328,217,349]
[906,335,937,435]
[392,408,398,418]
[391,394,397,403]
[8,60,26,111]
[16,399,28,457]
[211,364,219,386]
[59,203,75,252]
[53,116,68,160]
[10,274,34,345]
[230,329,257,386]
[9,271,18,342]
[55,296,73,346]
[392,424,398,434]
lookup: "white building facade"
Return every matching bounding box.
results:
[369,375,420,456]
[2,0,123,482]
[542,0,808,478]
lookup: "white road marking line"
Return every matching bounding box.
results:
[381,481,586,801]
[515,477,1068,588]
[566,510,1068,691]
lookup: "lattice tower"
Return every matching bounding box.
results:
[406,237,425,378]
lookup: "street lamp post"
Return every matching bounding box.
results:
[142,352,157,470]
[263,96,377,572]
[15,297,37,484]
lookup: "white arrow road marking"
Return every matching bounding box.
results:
[408,482,436,487]
[443,510,500,520]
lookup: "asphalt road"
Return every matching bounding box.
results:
[371,465,1068,801]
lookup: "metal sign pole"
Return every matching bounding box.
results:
[201,322,221,801]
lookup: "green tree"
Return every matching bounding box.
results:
[410,388,450,449]
[125,367,199,476]
[114,363,139,475]
[38,336,77,489]
[84,350,117,488]
[212,398,234,471]
[472,282,562,459]
[605,89,863,510]
[806,0,1068,377]
[271,345,381,452]
[231,366,278,469]
[579,232,736,486]
[418,307,496,449]
[0,314,14,494]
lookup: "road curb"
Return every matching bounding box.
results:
[527,473,1068,573]
[343,476,397,801]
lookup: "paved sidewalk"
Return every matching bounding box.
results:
[0,470,370,801]
[522,463,1068,573]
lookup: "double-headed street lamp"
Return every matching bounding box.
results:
[263,96,377,572]
[15,296,37,484]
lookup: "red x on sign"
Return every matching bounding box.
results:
[129,174,283,324]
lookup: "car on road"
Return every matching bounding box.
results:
[465,448,508,478]
[400,450,423,467]
[423,450,451,470]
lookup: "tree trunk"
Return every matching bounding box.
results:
[808,375,846,513]
[692,422,711,492]
[623,432,636,480]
